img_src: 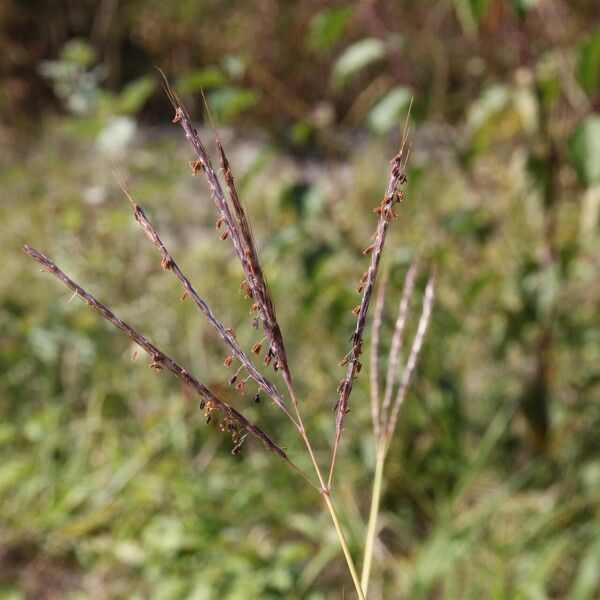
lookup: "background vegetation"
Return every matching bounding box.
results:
[1,1,599,598]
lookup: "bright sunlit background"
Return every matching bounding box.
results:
[1,1,599,598]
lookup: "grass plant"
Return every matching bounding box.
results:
[23,76,434,598]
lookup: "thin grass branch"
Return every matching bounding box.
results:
[329,115,413,486]
[386,271,435,441]
[380,260,419,421]
[159,73,292,393]
[119,182,299,427]
[23,245,289,461]
[370,274,387,438]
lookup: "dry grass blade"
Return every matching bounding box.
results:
[380,260,420,421]
[386,271,435,440]
[120,183,296,425]
[370,275,387,438]
[329,117,412,485]
[23,245,288,460]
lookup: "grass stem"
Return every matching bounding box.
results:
[361,439,387,594]
[323,491,366,600]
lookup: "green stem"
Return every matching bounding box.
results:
[284,381,365,599]
[361,440,387,594]
[323,491,366,600]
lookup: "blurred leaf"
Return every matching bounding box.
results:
[572,534,600,600]
[206,86,259,121]
[513,0,540,18]
[367,86,412,135]
[115,76,156,114]
[60,38,96,67]
[289,118,314,147]
[568,115,600,187]
[577,30,600,94]
[279,181,313,217]
[332,38,386,89]
[176,67,227,93]
[454,0,490,33]
[308,6,354,54]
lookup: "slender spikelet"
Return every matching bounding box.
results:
[380,260,420,419]
[118,180,293,420]
[23,245,288,459]
[386,270,435,440]
[329,109,413,485]
[215,138,292,385]
[159,70,292,395]
[370,275,387,438]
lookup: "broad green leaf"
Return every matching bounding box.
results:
[116,75,156,114]
[206,86,259,121]
[568,115,600,187]
[176,67,227,93]
[332,37,386,89]
[308,6,354,54]
[577,30,600,94]
[368,86,412,135]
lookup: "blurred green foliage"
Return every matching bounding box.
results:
[1,1,599,598]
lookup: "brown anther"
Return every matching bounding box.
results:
[352,305,361,316]
[180,291,187,301]
[239,281,254,299]
[253,391,261,404]
[336,379,347,394]
[249,302,260,314]
[251,317,259,329]
[399,173,408,184]
[190,159,203,175]
[215,217,224,229]
[228,375,238,386]
[131,350,139,362]
[363,243,374,255]
[223,355,234,368]
[161,256,173,270]
[339,355,349,367]
[199,399,206,410]
[235,381,245,394]
[251,342,262,354]
[225,328,237,340]
[220,229,230,241]
[172,110,182,124]
[356,361,362,373]
[356,282,365,294]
